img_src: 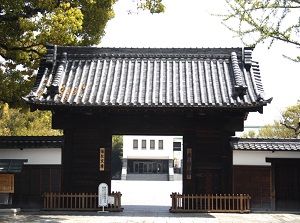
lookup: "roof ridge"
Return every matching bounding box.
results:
[25,45,270,112]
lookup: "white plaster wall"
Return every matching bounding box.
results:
[0,148,61,165]
[123,135,181,159]
[233,150,300,166]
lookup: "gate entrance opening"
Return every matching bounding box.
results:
[111,135,183,210]
[24,45,270,211]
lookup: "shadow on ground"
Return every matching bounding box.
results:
[119,205,215,217]
[0,214,69,223]
[0,205,216,219]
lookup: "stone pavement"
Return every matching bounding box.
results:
[1,181,300,222]
[1,209,300,223]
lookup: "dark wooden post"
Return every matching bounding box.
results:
[183,130,196,195]
[61,129,73,193]
[61,129,112,194]
[221,134,233,194]
[270,162,276,211]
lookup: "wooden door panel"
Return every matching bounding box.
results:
[275,163,300,211]
[196,169,221,194]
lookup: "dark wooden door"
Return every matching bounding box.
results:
[196,169,221,194]
[232,166,272,211]
[275,163,300,210]
[13,165,61,209]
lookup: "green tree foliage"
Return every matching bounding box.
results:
[0,103,62,136]
[136,0,165,14]
[1,0,120,65]
[242,101,300,138]
[111,135,123,179]
[1,0,113,106]
[280,101,300,137]
[241,130,257,138]
[257,121,295,138]
[0,68,34,108]
[221,0,300,61]
[0,0,165,106]
[0,0,164,136]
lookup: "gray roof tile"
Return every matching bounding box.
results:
[231,138,300,151]
[24,45,271,110]
[0,136,63,149]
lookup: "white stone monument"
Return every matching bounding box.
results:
[98,183,108,212]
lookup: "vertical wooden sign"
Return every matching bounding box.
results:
[186,148,192,180]
[99,148,105,171]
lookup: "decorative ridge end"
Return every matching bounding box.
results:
[234,85,248,98]
[231,52,248,97]
[44,44,57,67]
[243,47,254,70]
[257,96,273,104]
[49,52,67,97]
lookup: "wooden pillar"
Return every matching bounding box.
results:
[271,162,276,211]
[61,129,72,193]
[220,134,233,194]
[182,128,233,195]
[62,129,112,194]
[182,130,196,194]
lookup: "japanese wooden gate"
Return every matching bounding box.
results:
[24,45,270,208]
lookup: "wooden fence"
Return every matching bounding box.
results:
[43,191,122,212]
[170,193,251,213]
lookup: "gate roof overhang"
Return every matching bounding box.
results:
[24,45,272,117]
[0,136,63,149]
[0,159,28,173]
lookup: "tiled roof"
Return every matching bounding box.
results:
[24,45,271,110]
[0,159,28,173]
[231,138,300,151]
[0,136,63,149]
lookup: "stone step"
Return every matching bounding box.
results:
[126,174,169,181]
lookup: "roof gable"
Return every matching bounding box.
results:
[24,45,271,111]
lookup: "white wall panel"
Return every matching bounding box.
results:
[0,148,61,165]
[233,150,300,166]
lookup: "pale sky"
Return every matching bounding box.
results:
[99,0,300,126]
